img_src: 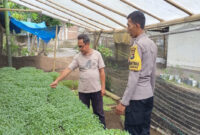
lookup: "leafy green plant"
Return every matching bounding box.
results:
[21,47,29,56]
[0,67,128,135]
[106,75,111,91]
[66,22,74,27]
[163,68,169,74]
[120,115,125,122]
[60,80,79,90]
[8,2,61,26]
[11,44,19,55]
[103,96,115,105]
[189,74,194,79]
[103,96,116,111]
[113,63,119,70]
[97,45,113,58]
[48,72,59,81]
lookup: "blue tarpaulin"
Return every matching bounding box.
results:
[0,12,59,43]
[10,17,59,43]
[13,19,46,29]
[0,12,21,33]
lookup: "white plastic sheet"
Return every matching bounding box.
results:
[10,0,200,31]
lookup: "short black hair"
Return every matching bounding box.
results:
[127,11,145,29]
[78,34,90,44]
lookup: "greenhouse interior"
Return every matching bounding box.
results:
[1,0,200,135]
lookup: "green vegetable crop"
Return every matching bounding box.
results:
[0,67,128,135]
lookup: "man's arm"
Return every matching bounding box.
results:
[116,44,142,115]
[99,68,106,96]
[50,68,72,88]
[116,66,140,115]
[50,54,79,88]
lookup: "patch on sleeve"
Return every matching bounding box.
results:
[129,45,141,71]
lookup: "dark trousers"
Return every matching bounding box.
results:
[79,91,106,128]
[125,97,153,135]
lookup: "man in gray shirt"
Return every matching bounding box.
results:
[116,11,157,135]
[50,34,106,128]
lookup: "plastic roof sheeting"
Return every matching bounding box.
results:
[57,0,127,28]
[173,0,200,14]
[9,0,200,32]
[125,0,188,20]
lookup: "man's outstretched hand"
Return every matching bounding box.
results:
[50,81,58,88]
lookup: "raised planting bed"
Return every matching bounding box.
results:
[152,78,200,135]
[53,76,163,135]
[0,67,128,135]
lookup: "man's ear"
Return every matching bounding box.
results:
[135,23,141,28]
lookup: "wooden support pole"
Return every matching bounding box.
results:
[115,43,119,61]
[63,22,66,40]
[120,0,164,22]
[47,0,115,30]
[165,0,193,16]
[105,90,121,101]
[93,32,97,49]
[163,35,168,68]
[36,0,104,30]
[0,8,42,13]
[53,26,58,72]
[3,0,12,66]
[72,0,126,28]
[19,0,96,31]
[88,0,127,18]
[0,23,3,55]
[94,31,102,50]
[101,13,200,33]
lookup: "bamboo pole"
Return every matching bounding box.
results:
[105,90,121,101]
[165,0,193,16]
[93,32,96,49]
[53,26,58,72]
[94,31,102,50]
[3,0,12,66]
[0,8,42,13]
[149,25,200,37]
[19,0,96,31]
[146,14,200,29]
[88,0,127,18]
[72,0,126,28]
[120,0,164,22]
[13,0,89,30]
[63,22,66,40]
[0,23,3,55]
[36,0,104,30]
[163,35,167,68]
[47,0,115,30]
[101,13,200,33]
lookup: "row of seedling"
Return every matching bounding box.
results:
[160,74,200,88]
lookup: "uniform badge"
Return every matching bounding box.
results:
[130,46,136,59]
[129,45,141,71]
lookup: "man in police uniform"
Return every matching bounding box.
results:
[116,11,157,135]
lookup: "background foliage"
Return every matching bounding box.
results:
[8,2,60,26]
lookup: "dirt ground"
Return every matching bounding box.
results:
[105,110,123,129]
[105,109,162,135]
